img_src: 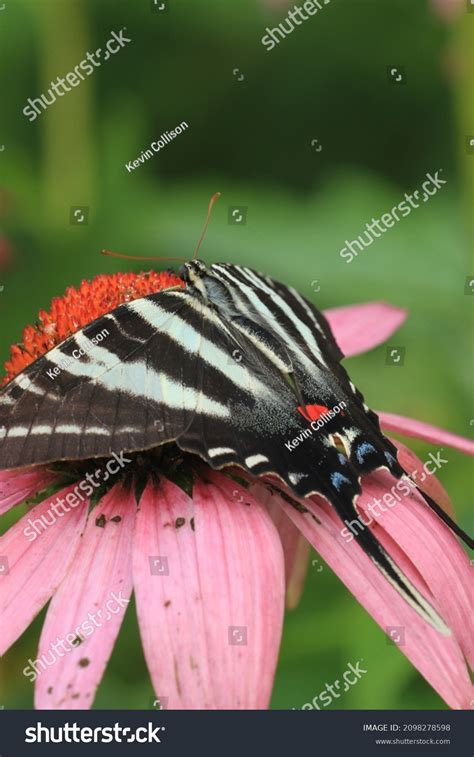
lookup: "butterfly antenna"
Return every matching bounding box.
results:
[389,457,474,548]
[101,250,187,263]
[192,192,221,261]
[101,193,221,265]
[412,479,474,549]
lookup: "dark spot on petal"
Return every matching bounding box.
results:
[72,693,80,699]
[47,686,53,694]
[175,517,185,529]
[163,522,172,528]
[164,600,171,607]
[110,515,122,523]
[174,657,182,696]
[95,514,106,528]
[190,517,195,531]
[189,655,198,670]
[71,635,84,647]
[78,658,90,668]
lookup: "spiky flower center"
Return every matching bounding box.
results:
[47,445,199,506]
[2,270,184,384]
[1,270,207,498]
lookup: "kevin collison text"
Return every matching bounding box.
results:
[125,121,189,172]
[285,401,346,451]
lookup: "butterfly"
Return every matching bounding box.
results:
[0,257,472,633]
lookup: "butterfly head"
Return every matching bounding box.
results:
[179,259,208,285]
[179,260,209,301]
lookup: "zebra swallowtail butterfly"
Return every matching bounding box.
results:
[1,254,472,632]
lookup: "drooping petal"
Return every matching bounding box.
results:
[34,484,135,709]
[323,302,407,358]
[393,439,454,518]
[0,485,88,656]
[358,470,474,670]
[133,473,285,709]
[284,531,310,610]
[379,412,474,456]
[431,0,463,22]
[0,467,55,517]
[269,488,472,709]
[263,487,310,609]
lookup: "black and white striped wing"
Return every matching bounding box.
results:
[0,289,208,469]
[207,263,399,475]
[196,264,469,630]
[0,285,309,474]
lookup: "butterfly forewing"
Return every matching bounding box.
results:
[0,290,204,468]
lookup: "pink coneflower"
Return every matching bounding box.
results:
[0,276,472,710]
[431,0,464,22]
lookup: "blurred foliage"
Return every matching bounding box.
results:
[0,0,472,710]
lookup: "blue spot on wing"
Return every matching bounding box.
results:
[330,472,352,491]
[356,441,377,464]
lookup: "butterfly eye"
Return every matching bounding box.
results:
[178,263,190,281]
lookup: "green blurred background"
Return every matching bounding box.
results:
[0,0,472,710]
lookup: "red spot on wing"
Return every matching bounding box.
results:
[297,404,330,423]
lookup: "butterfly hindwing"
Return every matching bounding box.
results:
[206,264,401,479]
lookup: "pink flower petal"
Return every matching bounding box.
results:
[359,470,474,670]
[34,484,135,709]
[393,440,454,518]
[323,303,407,358]
[273,492,472,709]
[431,0,463,22]
[0,467,55,517]
[379,412,474,456]
[285,535,310,610]
[133,473,285,709]
[0,485,88,656]
[260,485,310,609]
